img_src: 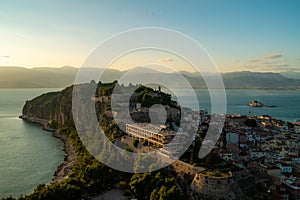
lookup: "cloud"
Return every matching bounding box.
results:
[279,59,287,62]
[243,64,261,69]
[246,59,260,63]
[0,55,10,59]
[263,53,283,59]
[273,64,290,68]
[239,52,291,71]
[160,58,173,62]
[0,55,10,63]
[263,66,297,71]
[263,59,287,65]
[246,53,284,64]
[243,63,291,71]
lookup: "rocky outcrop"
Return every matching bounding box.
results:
[190,172,236,200]
[19,85,79,183]
[171,160,205,176]
[190,170,261,200]
[20,86,74,128]
[51,131,77,183]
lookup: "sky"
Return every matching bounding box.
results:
[1,0,300,72]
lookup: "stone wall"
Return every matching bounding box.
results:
[171,160,205,175]
[190,173,236,200]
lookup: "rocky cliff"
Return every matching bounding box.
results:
[20,85,74,128]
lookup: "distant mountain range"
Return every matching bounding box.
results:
[0,66,78,88]
[1,66,300,89]
[279,71,300,79]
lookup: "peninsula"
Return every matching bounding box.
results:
[6,81,296,200]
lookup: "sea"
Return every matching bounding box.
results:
[176,89,300,122]
[1,88,300,198]
[0,89,64,198]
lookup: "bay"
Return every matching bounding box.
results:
[0,89,64,198]
[175,89,300,122]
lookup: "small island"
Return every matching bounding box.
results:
[248,100,276,108]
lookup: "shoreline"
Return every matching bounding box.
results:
[51,131,77,183]
[19,115,77,184]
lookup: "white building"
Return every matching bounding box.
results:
[125,123,190,149]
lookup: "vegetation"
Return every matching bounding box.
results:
[1,126,127,200]
[129,171,182,200]
[4,124,184,200]
[124,146,134,152]
[201,171,232,179]
[245,118,258,128]
[132,139,139,148]
[132,85,176,108]
[96,80,118,96]
[4,81,186,200]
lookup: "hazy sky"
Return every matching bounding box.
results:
[1,0,300,72]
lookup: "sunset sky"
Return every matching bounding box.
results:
[1,0,300,72]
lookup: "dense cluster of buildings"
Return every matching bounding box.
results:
[205,114,300,200]
[111,87,300,199]
[123,102,300,199]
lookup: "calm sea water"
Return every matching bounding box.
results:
[176,89,300,122]
[0,89,64,198]
[1,88,300,198]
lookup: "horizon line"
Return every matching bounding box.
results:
[0,65,299,74]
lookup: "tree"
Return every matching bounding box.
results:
[203,151,221,167]
[124,146,133,152]
[132,139,139,148]
[244,118,258,128]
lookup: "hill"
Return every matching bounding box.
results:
[280,71,300,79]
[1,66,300,89]
[16,81,264,200]
[222,71,300,89]
[0,66,77,88]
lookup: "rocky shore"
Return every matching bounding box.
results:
[19,115,77,183]
[51,131,77,183]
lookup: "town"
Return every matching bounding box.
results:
[217,113,300,200]
[91,83,300,199]
[10,80,300,200]
[122,108,300,199]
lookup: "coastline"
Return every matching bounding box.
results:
[51,131,77,183]
[19,115,77,184]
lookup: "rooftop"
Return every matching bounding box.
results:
[126,123,175,136]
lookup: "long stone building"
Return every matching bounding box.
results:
[125,123,175,148]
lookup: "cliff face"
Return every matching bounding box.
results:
[21,86,74,127]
